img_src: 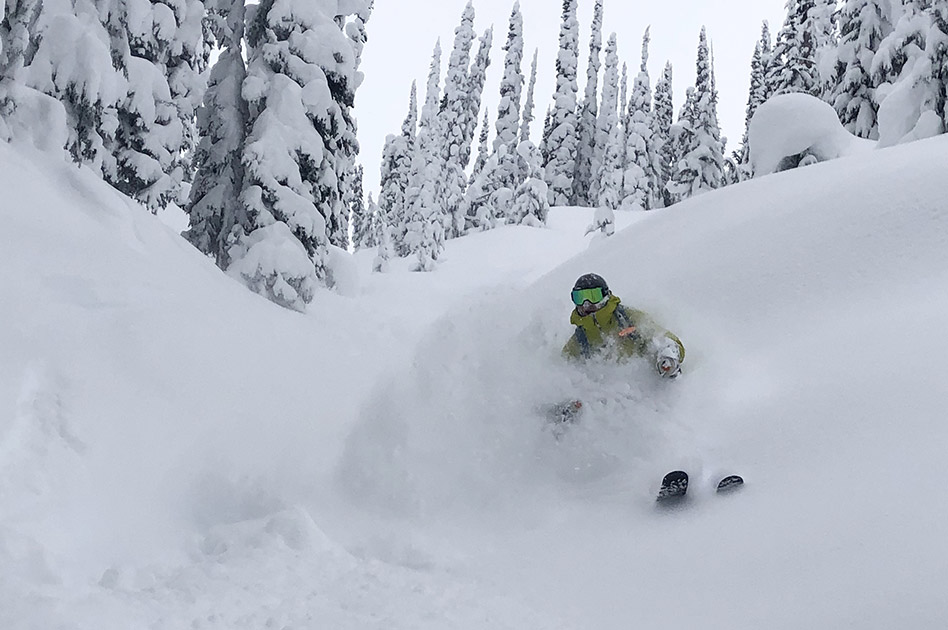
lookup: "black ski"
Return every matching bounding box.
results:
[656,470,689,502]
[716,475,744,493]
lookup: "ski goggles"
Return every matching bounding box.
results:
[571,287,606,306]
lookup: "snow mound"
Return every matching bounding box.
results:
[749,93,873,176]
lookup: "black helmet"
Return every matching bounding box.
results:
[572,273,609,293]
[571,273,611,315]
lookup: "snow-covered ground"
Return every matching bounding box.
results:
[2,134,948,629]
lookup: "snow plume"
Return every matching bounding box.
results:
[338,293,668,517]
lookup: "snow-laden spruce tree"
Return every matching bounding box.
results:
[230,0,365,310]
[870,1,944,145]
[509,141,549,226]
[100,0,210,211]
[735,22,774,177]
[544,0,580,207]
[768,0,836,98]
[372,194,395,273]
[379,82,416,256]
[348,164,370,248]
[593,32,620,208]
[404,40,445,271]
[826,0,893,139]
[539,104,553,164]
[459,26,493,183]
[333,4,373,250]
[520,48,538,145]
[434,2,476,239]
[621,28,660,211]
[667,27,725,202]
[651,62,675,207]
[574,0,603,207]
[18,0,123,172]
[487,2,524,213]
[462,142,511,232]
[471,108,490,184]
[186,0,248,269]
[494,1,524,156]
[452,26,493,229]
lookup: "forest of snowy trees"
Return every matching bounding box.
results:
[2,0,948,309]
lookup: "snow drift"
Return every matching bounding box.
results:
[749,92,873,175]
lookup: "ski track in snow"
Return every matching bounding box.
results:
[3,137,948,628]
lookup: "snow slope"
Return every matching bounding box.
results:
[2,133,948,628]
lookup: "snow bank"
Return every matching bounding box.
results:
[749,93,873,176]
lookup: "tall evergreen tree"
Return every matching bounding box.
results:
[668,27,725,201]
[596,33,623,210]
[16,0,122,171]
[768,0,832,98]
[380,82,416,256]
[544,0,580,207]
[574,0,603,206]
[872,1,943,145]
[471,108,491,184]
[494,1,524,154]
[435,2,476,239]
[228,0,365,310]
[404,40,445,271]
[828,0,892,139]
[622,28,660,210]
[509,141,550,226]
[736,22,774,176]
[651,61,675,207]
[186,0,249,269]
[520,48,538,145]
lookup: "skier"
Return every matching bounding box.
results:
[563,273,685,377]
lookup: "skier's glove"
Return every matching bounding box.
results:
[655,344,682,378]
[656,356,680,378]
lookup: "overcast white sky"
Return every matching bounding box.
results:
[356,0,789,197]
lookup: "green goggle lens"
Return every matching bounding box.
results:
[571,287,605,305]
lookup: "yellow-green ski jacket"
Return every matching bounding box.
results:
[562,295,685,363]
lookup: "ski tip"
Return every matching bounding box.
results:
[656,470,689,503]
[716,475,744,493]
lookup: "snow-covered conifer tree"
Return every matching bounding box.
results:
[471,108,490,185]
[509,141,549,226]
[768,0,830,97]
[229,0,365,310]
[871,1,943,146]
[622,28,660,211]
[380,82,417,256]
[104,0,210,211]
[619,62,629,124]
[735,23,774,177]
[404,40,445,271]
[494,1,524,154]
[574,0,603,206]
[544,0,580,207]
[539,104,553,165]
[667,28,725,202]
[16,0,121,171]
[372,194,394,273]
[520,48,538,145]
[828,0,892,139]
[593,32,619,208]
[435,2,476,239]
[185,0,248,268]
[348,165,371,249]
[651,61,675,207]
